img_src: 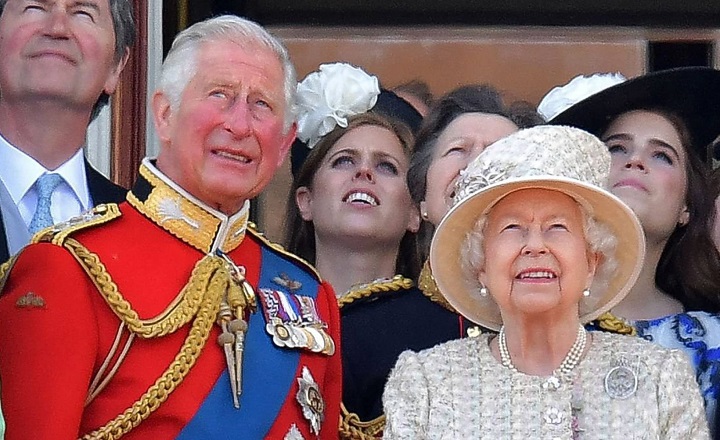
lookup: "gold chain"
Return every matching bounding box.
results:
[65,239,215,338]
[339,403,385,439]
[338,275,414,308]
[80,254,231,440]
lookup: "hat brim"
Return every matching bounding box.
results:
[430,176,645,331]
[550,67,720,160]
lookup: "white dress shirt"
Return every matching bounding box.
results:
[0,133,91,254]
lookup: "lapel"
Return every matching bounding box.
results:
[0,208,8,264]
[84,160,128,205]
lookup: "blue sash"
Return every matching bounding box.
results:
[177,245,320,439]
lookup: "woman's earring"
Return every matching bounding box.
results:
[421,210,429,221]
[479,286,488,297]
[582,288,591,297]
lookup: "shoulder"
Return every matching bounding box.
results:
[85,163,127,204]
[403,334,488,367]
[247,223,321,282]
[591,331,692,370]
[31,203,122,246]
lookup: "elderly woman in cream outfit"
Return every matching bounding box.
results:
[382,125,709,439]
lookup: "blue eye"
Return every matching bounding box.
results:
[653,150,673,165]
[377,161,398,175]
[607,144,626,155]
[331,156,354,168]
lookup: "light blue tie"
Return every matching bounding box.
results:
[28,173,64,234]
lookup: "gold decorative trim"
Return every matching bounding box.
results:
[80,254,227,440]
[594,311,636,336]
[339,403,384,440]
[0,254,18,293]
[338,275,414,309]
[247,224,321,281]
[64,238,215,338]
[418,260,457,313]
[33,204,123,246]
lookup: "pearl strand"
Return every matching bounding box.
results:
[498,324,587,376]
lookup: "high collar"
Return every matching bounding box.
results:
[127,158,249,254]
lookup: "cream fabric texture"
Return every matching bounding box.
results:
[383,332,709,440]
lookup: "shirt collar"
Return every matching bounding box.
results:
[0,133,89,209]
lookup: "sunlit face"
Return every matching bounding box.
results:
[154,39,295,215]
[0,0,125,112]
[423,112,518,225]
[603,110,689,241]
[478,189,596,320]
[296,124,419,247]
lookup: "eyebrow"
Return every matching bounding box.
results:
[602,133,682,159]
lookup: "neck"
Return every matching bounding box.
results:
[611,236,684,320]
[495,313,585,376]
[314,237,399,296]
[0,100,91,170]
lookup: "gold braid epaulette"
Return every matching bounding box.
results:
[593,311,637,336]
[418,260,457,313]
[338,275,414,309]
[33,203,122,246]
[339,403,385,440]
[246,222,321,280]
[80,253,229,440]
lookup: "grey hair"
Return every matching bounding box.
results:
[0,0,137,121]
[158,15,297,132]
[461,202,618,302]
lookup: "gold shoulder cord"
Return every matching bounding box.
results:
[246,224,321,280]
[418,260,457,313]
[338,275,414,309]
[339,404,385,440]
[593,311,637,336]
[0,256,16,293]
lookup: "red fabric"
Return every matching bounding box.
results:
[0,203,341,439]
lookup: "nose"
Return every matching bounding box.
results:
[223,101,252,137]
[353,163,374,183]
[45,9,72,38]
[521,228,548,256]
[623,153,646,172]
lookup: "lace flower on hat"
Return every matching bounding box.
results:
[295,63,381,148]
[538,72,627,121]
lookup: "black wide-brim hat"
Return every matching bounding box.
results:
[549,66,720,161]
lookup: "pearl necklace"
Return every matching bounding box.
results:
[498,324,587,376]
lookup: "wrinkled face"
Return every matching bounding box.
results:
[296,124,419,246]
[478,189,596,320]
[423,112,518,225]
[154,39,295,215]
[0,0,124,111]
[603,110,689,241]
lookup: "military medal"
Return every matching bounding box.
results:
[259,289,335,355]
[296,367,324,436]
[604,355,639,399]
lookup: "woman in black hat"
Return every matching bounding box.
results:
[285,63,467,438]
[549,67,720,433]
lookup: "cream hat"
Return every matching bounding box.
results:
[430,125,645,330]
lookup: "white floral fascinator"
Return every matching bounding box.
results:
[537,72,626,121]
[295,63,381,148]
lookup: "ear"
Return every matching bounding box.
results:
[295,186,313,221]
[419,200,429,222]
[406,204,421,233]
[276,122,298,168]
[678,206,690,227]
[102,48,130,95]
[152,91,173,145]
[585,251,601,289]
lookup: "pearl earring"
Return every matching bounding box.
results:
[479,286,488,297]
[582,288,591,297]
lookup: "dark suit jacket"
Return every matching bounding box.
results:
[0,160,127,263]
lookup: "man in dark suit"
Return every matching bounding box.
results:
[0,0,136,263]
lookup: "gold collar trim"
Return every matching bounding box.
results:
[338,275,414,309]
[127,159,249,254]
[418,260,457,313]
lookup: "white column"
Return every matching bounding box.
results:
[85,103,112,176]
[145,0,163,158]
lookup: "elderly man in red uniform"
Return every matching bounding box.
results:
[0,14,341,440]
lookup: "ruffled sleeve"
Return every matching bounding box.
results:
[382,350,430,440]
[659,349,710,439]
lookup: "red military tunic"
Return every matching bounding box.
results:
[0,160,341,439]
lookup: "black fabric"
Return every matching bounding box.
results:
[341,286,477,421]
[549,66,720,160]
[0,160,127,264]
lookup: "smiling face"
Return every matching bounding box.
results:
[422,112,518,225]
[478,188,597,321]
[296,123,419,247]
[0,0,125,113]
[153,38,296,214]
[602,110,689,241]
